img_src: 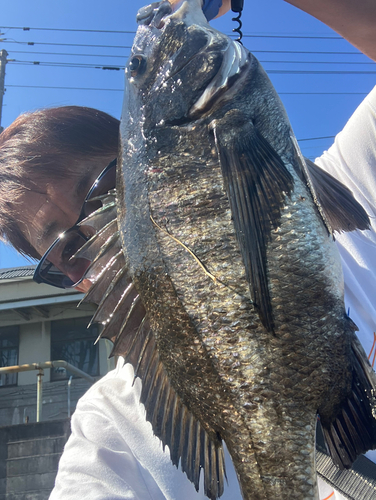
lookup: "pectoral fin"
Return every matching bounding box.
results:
[212,110,294,333]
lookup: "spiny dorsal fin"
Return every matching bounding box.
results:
[79,190,226,499]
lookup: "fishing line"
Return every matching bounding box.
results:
[150,214,218,284]
[149,215,254,305]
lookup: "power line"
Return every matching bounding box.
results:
[1,35,347,51]
[5,84,369,96]
[9,60,124,69]
[1,26,134,34]
[242,33,342,39]
[2,40,131,49]
[5,49,366,58]
[7,50,128,59]
[1,26,343,39]
[252,50,364,55]
[8,58,375,67]
[298,136,334,141]
[268,69,376,74]
[8,61,376,74]
[279,92,368,95]
[262,60,375,65]
[6,84,122,91]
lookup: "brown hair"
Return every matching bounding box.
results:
[0,106,119,259]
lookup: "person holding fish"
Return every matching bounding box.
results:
[0,1,376,499]
[200,0,376,62]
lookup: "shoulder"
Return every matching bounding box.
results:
[202,0,225,20]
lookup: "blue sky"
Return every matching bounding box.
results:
[0,0,375,269]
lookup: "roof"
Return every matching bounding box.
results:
[0,265,36,280]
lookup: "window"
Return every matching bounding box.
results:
[0,326,19,387]
[50,317,99,381]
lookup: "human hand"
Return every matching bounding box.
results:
[168,0,231,20]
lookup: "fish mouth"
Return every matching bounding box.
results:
[136,1,173,29]
[137,0,250,121]
[168,0,250,118]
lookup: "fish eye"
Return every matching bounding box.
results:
[129,55,146,77]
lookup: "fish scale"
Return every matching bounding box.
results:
[76,0,376,498]
[127,118,331,498]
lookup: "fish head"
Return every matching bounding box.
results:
[122,0,249,132]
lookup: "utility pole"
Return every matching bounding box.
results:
[0,49,8,134]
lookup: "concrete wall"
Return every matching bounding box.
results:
[0,419,70,500]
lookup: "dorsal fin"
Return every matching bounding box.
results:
[79,190,226,499]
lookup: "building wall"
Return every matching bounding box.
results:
[18,322,51,386]
[0,272,116,427]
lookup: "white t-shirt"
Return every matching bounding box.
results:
[50,88,376,500]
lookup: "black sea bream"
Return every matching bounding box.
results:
[77,0,376,498]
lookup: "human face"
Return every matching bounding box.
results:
[33,159,117,290]
[18,155,116,291]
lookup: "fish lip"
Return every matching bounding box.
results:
[136,1,172,29]
[137,0,207,31]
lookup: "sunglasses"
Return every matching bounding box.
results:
[33,158,117,289]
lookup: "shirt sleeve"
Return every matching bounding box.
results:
[315,86,376,217]
[202,0,223,20]
[49,401,158,500]
[316,87,376,469]
[49,361,172,500]
[48,361,220,500]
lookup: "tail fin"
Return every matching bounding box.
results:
[322,334,376,469]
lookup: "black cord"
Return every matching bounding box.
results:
[231,0,244,44]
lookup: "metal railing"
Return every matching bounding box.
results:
[0,360,95,422]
